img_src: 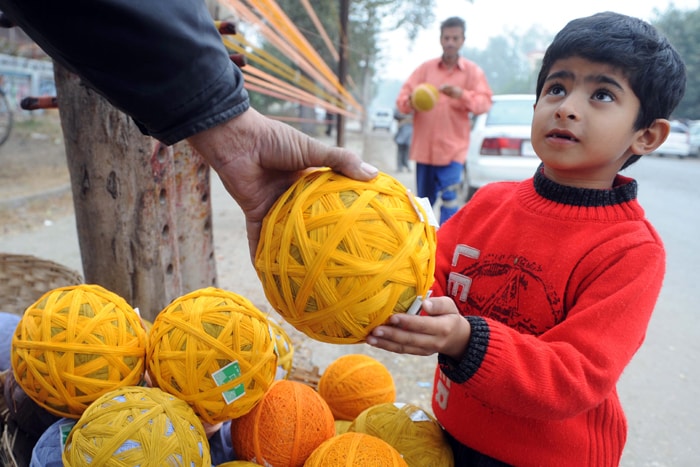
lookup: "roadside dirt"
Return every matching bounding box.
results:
[0,115,437,413]
[0,111,73,235]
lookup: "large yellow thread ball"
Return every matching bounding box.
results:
[230,379,335,466]
[348,402,454,467]
[411,83,439,112]
[11,284,147,418]
[255,169,436,344]
[63,386,211,466]
[304,432,408,466]
[318,354,396,421]
[147,287,277,424]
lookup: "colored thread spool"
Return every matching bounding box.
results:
[63,386,210,466]
[147,287,277,423]
[348,402,454,466]
[411,83,439,111]
[230,379,335,466]
[255,169,436,344]
[317,354,396,421]
[11,284,147,418]
[304,432,408,466]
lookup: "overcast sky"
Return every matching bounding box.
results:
[379,0,699,80]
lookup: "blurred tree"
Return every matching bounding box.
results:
[651,5,700,120]
[240,0,441,132]
[463,25,552,95]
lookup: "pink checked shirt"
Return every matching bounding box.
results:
[396,57,492,166]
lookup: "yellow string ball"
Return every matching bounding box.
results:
[147,287,277,424]
[318,354,396,421]
[304,432,408,467]
[268,316,294,380]
[348,402,454,467]
[63,385,210,466]
[411,83,440,112]
[10,284,147,418]
[230,379,336,466]
[254,168,436,344]
[335,419,352,435]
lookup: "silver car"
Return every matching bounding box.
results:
[689,121,700,158]
[651,120,690,158]
[464,94,538,200]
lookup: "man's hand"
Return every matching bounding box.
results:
[187,108,378,260]
[439,84,463,99]
[366,296,471,360]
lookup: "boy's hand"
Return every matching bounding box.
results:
[366,296,471,360]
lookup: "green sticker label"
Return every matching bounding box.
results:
[59,420,76,448]
[212,361,246,404]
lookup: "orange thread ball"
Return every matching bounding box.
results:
[147,287,277,424]
[231,379,335,466]
[254,169,436,344]
[348,402,454,466]
[304,432,408,466]
[268,316,294,380]
[216,462,261,467]
[411,83,439,112]
[11,284,147,418]
[318,354,396,421]
[63,386,210,466]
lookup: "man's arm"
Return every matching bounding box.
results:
[0,0,244,145]
[0,0,379,259]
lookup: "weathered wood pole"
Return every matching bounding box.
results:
[53,64,216,321]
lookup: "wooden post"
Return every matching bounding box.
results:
[53,64,217,321]
[336,0,349,148]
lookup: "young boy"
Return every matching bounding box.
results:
[367,11,686,466]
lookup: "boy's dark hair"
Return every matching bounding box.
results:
[535,12,686,167]
[441,17,465,36]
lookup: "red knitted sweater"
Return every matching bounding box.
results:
[430,169,665,466]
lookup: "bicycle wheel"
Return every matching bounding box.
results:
[0,90,13,146]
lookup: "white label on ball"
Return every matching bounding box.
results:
[406,290,432,315]
[408,191,439,228]
[410,409,432,422]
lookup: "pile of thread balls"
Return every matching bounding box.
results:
[6,169,445,465]
[6,283,453,465]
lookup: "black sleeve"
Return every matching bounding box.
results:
[0,0,249,145]
[438,316,490,384]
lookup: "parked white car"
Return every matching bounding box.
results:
[464,94,539,200]
[689,121,700,158]
[651,120,690,158]
[370,108,393,131]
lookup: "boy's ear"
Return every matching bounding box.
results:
[630,119,671,155]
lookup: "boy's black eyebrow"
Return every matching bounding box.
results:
[545,70,624,91]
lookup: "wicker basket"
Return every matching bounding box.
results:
[1,253,83,467]
[0,253,83,316]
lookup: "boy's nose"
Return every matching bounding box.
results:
[555,97,579,120]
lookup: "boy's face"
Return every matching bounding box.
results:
[531,57,645,188]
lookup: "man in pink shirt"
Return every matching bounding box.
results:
[396,16,492,224]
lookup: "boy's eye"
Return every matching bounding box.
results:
[546,84,565,96]
[593,90,614,102]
